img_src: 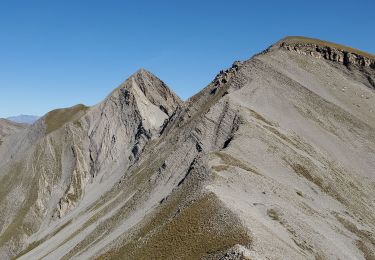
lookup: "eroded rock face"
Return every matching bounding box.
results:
[1,37,375,260]
[280,42,375,69]
[0,69,183,258]
[213,61,244,87]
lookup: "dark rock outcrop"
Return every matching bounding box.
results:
[280,41,375,69]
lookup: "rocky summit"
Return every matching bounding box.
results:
[0,36,374,260]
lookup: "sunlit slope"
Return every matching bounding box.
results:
[0,37,374,259]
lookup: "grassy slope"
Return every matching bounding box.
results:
[97,193,251,260]
[44,104,89,134]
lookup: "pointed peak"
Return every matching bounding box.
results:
[114,68,161,90]
[109,68,182,115]
[115,68,165,91]
[130,68,155,79]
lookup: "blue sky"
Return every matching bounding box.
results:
[0,0,374,118]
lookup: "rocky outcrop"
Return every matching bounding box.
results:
[213,61,244,87]
[53,69,183,218]
[2,37,375,260]
[280,41,375,69]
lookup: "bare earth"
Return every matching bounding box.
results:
[0,37,374,260]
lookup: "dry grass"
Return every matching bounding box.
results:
[212,164,230,172]
[263,125,294,145]
[266,207,317,255]
[59,156,170,259]
[356,240,375,260]
[290,163,322,187]
[0,141,64,255]
[281,36,375,59]
[335,214,375,260]
[45,104,88,134]
[13,220,72,259]
[267,208,280,221]
[246,108,276,126]
[98,193,251,260]
[214,152,260,175]
[0,162,40,248]
[288,162,342,204]
[287,158,373,225]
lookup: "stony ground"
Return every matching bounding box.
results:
[0,37,374,260]
[0,119,27,145]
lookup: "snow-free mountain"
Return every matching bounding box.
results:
[0,36,374,260]
[6,115,40,124]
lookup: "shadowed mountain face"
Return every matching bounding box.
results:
[0,37,374,260]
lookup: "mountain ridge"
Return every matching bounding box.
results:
[1,36,374,259]
[278,36,375,60]
[6,115,40,124]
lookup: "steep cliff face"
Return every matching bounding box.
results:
[1,37,375,260]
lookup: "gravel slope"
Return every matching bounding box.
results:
[0,37,374,260]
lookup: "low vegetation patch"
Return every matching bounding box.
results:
[14,220,72,259]
[45,104,88,134]
[246,108,276,126]
[214,152,260,175]
[334,214,375,260]
[267,208,280,221]
[98,193,251,260]
[212,164,230,172]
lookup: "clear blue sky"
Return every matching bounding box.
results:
[0,0,374,118]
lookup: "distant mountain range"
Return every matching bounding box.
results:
[6,114,39,124]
